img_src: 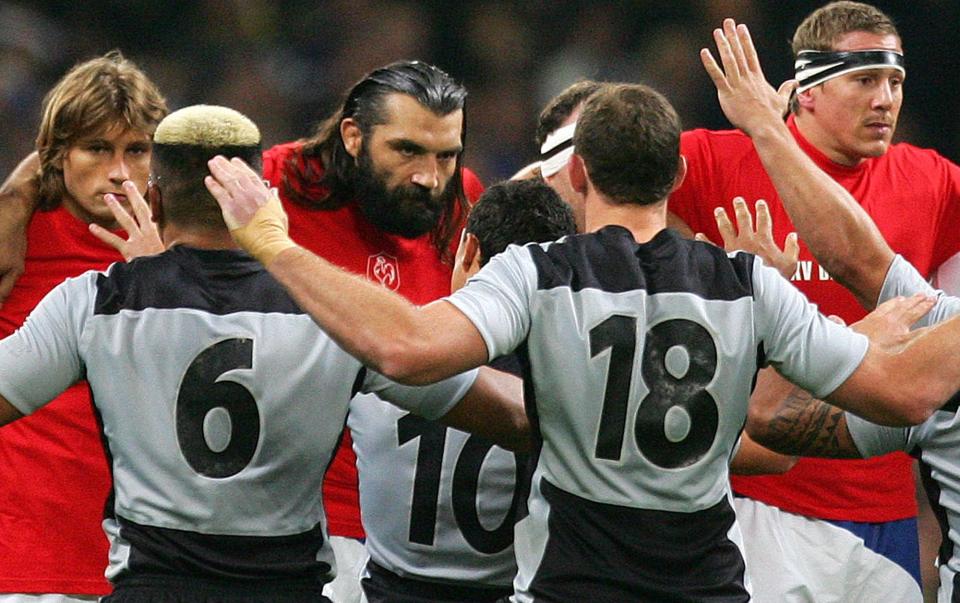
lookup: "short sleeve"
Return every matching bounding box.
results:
[362,368,479,421]
[750,256,869,399]
[844,411,912,457]
[880,254,960,327]
[446,244,536,362]
[0,272,96,414]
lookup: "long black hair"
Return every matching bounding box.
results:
[284,61,468,260]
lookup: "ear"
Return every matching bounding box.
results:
[341,118,363,159]
[568,154,588,195]
[670,155,688,193]
[796,87,816,111]
[460,232,482,274]
[147,180,163,226]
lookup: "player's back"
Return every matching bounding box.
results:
[522,226,758,510]
[450,225,866,601]
[81,245,357,582]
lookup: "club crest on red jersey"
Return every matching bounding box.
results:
[367,252,400,291]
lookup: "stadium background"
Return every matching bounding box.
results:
[0,0,956,185]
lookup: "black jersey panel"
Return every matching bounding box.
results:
[94,246,304,316]
[119,515,329,581]
[362,559,512,603]
[528,478,748,602]
[529,226,755,301]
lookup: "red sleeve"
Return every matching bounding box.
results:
[931,153,960,270]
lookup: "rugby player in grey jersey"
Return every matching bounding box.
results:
[0,104,525,603]
[207,55,960,598]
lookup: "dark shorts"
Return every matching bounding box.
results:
[361,559,512,603]
[102,575,332,603]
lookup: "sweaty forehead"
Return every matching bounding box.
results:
[833,31,902,53]
[374,93,463,146]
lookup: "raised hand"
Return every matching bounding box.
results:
[89,180,164,260]
[698,197,799,279]
[700,19,796,137]
[205,156,295,265]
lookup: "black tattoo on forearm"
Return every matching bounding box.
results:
[764,387,859,458]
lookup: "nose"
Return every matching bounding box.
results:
[108,153,131,183]
[872,79,895,110]
[410,156,440,190]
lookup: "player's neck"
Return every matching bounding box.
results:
[585,196,667,243]
[162,224,240,251]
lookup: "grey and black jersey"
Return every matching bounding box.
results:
[0,246,475,585]
[448,226,868,602]
[848,255,960,602]
[349,357,526,593]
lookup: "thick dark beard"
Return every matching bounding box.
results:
[353,149,450,239]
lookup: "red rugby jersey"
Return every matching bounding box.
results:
[669,116,960,522]
[0,207,119,595]
[262,141,484,537]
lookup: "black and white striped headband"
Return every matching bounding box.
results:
[539,122,576,178]
[794,49,904,93]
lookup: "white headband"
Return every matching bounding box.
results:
[539,122,576,178]
[794,49,905,93]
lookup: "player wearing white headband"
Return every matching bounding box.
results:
[668,2,960,601]
[528,80,604,233]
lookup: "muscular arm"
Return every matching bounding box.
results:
[206,156,490,385]
[747,368,861,458]
[702,19,892,308]
[271,248,489,384]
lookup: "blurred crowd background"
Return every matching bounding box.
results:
[1,0,958,185]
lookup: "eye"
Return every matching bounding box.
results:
[438,151,459,162]
[127,143,151,156]
[87,143,110,153]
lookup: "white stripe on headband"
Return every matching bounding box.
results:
[540,146,574,178]
[541,122,576,154]
[540,122,576,178]
[795,49,904,92]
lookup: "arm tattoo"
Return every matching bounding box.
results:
[764,387,860,459]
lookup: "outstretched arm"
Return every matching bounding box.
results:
[729,430,798,475]
[205,156,489,385]
[747,295,930,455]
[702,19,892,308]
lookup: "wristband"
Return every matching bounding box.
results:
[229,193,297,265]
